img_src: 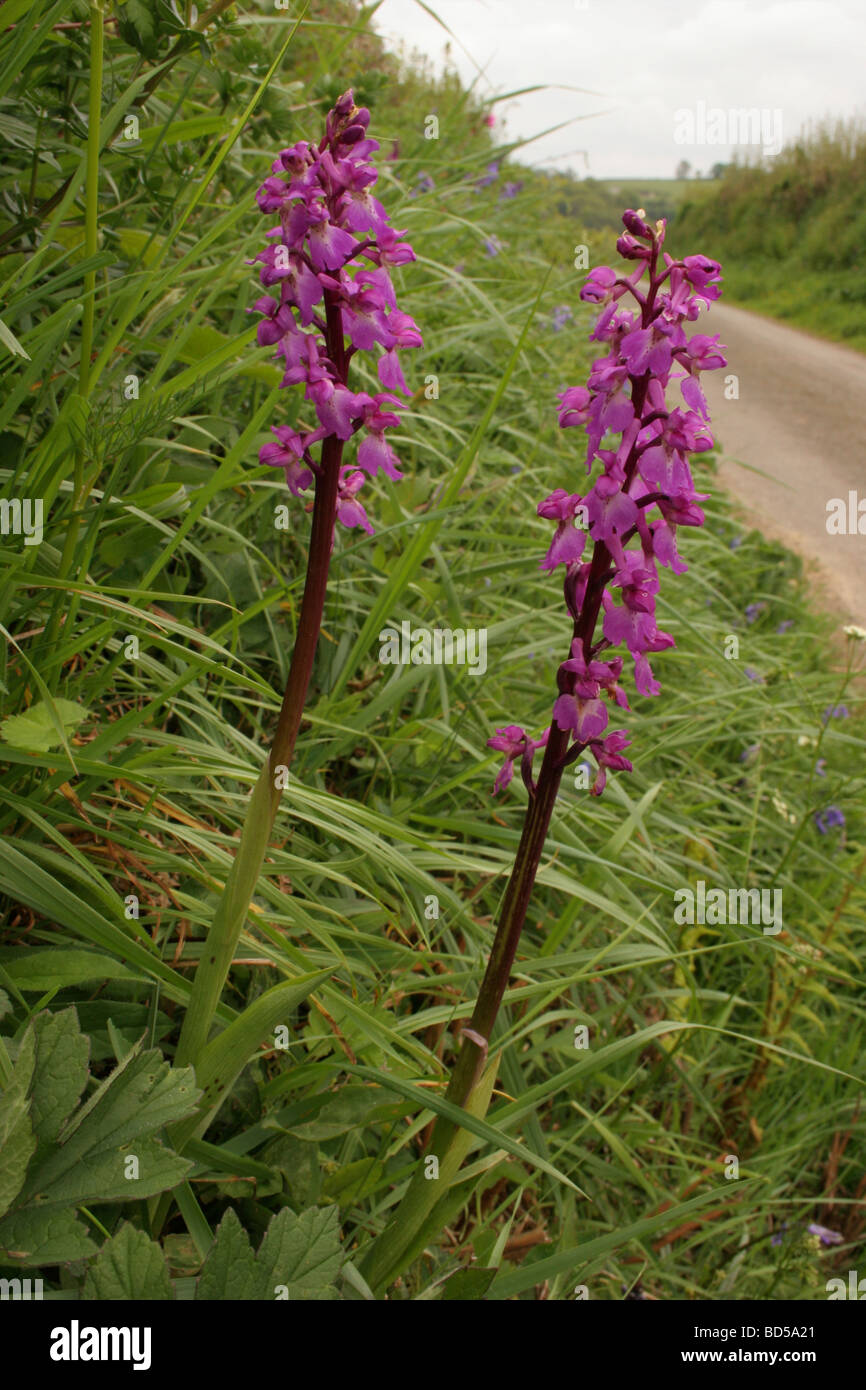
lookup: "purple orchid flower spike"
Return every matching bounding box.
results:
[248,90,422,536]
[174,93,421,1079]
[365,212,727,1296]
[492,209,726,799]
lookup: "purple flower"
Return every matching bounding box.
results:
[500,180,523,200]
[250,92,422,536]
[484,235,502,258]
[488,725,549,795]
[823,705,850,722]
[744,602,766,624]
[551,305,573,333]
[815,805,845,834]
[776,619,793,634]
[493,209,725,796]
[537,490,587,570]
[744,667,763,682]
[335,467,374,535]
[807,1223,843,1246]
[815,758,827,777]
[475,161,500,190]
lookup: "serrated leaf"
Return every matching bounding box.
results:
[195,1205,343,1301]
[0,698,88,752]
[18,1046,200,1210]
[0,1091,34,1218]
[28,1007,89,1148]
[82,1223,173,1300]
[257,1205,343,1300]
[0,1206,97,1266]
[195,1207,260,1301]
[116,0,160,59]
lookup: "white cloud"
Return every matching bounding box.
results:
[374,0,866,177]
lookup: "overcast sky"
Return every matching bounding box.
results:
[374,0,866,179]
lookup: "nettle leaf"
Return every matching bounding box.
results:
[195,1208,260,1301]
[0,698,88,752]
[258,1205,343,1301]
[29,1008,90,1150]
[196,1205,343,1301]
[0,1008,201,1265]
[82,1223,173,1301]
[115,0,188,60]
[0,1090,35,1219]
[18,1047,201,1208]
[0,1207,97,1266]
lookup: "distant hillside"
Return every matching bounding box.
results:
[672,120,866,351]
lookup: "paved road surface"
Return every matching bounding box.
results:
[697,301,866,627]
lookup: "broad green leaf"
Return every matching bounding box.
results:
[82,1223,174,1301]
[19,1044,199,1209]
[256,1205,342,1301]
[195,1208,260,1301]
[0,1092,34,1219]
[196,1204,342,1301]
[28,1007,89,1148]
[0,1206,97,1266]
[2,949,141,994]
[0,698,88,752]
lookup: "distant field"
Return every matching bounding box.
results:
[594,176,718,224]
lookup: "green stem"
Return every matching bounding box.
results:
[362,247,663,1295]
[174,290,347,1069]
[173,437,342,1068]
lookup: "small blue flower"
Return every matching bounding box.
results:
[815,805,845,834]
[823,704,850,723]
[807,1223,843,1246]
[475,161,500,190]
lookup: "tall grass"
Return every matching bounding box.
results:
[0,1,864,1300]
